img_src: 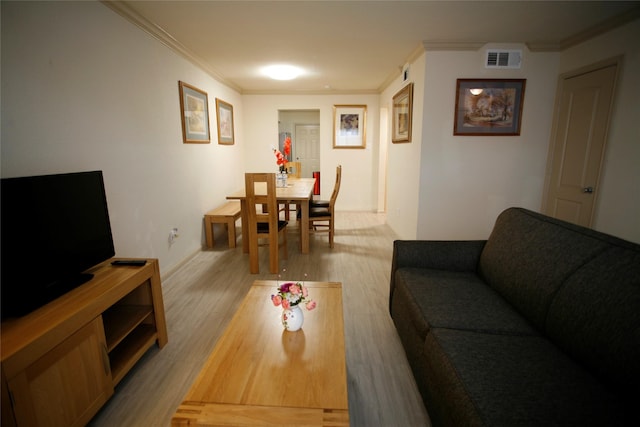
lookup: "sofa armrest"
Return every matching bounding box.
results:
[389,240,486,312]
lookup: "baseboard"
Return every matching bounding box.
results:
[160,248,202,282]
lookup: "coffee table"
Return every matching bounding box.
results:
[171,280,349,426]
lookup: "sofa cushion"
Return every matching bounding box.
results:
[546,246,640,400]
[423,328,631,427]
[390,239,486,313]
[394,267,538,338]
[478,208,611,332]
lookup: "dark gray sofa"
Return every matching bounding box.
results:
[389,207,640,426]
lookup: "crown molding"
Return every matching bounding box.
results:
[422,41,487,51]
[377,43,425,93]
[101,0,242,93]
[241,88,380,96]
[406,43,426,63]
[421,7,640,54]
[529,6,640,52]
[524,41,563,52]
[102,1,640,95]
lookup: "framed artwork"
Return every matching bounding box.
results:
[392,83,414,143]
[333,105,366,149]
[178,81,210,144]
[215,98,235,145]
[454,79,526,136]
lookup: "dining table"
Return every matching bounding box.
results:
[227,177,316,254]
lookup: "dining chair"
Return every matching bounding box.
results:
[286,161,301,178]
[283,161,301,220]
[245,172,288,274]
[311,164,342,208]
[309,165,341,248]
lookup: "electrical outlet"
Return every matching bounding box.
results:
[169,228,179,245]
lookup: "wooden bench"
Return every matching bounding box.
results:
[204,201,242,248]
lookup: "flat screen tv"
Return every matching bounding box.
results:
[1,171,115,319]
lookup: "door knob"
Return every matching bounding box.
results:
[583,187,594,194]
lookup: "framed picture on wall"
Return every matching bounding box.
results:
[333,105,366,149]
[178,81,210,144]
[392,83,414,143]
[215,98,235,145]
[454,79,526,136]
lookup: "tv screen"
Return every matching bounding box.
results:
[1,171,115,319]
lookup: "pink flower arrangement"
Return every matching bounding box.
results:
[271,281,316,311]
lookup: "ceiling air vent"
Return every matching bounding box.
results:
[485,49,522,69]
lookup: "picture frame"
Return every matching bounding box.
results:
[178,81,210,144]
[392,83,414,143]
[454,79,526,136]
[333,105,366,149]
[215,98,235,145]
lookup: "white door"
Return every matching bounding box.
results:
[544,61,618,227]
[295,124,320,178]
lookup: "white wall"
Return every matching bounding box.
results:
[3,1,637,286]
[242,94,380,211]
[385,24,640,244]
[557,20,640,243]
[0,1,379,281]
[382,55,425,240]
[384,45,560,241]
[414,45,560,240]
[1,1,246,274]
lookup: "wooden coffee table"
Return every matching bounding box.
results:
[171,280,349,426]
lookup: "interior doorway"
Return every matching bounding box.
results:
[294,124,320,178]
[543,57,619,227]
[278,110,320,179]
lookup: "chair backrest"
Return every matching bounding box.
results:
[329,165,342,210]
[286,161,301,178]
[245,173,278,236]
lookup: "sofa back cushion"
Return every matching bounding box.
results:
[478,208,610,331]
[545,246,640,399]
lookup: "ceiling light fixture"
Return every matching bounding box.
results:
[469,88,484,95]
[262,64,303,81]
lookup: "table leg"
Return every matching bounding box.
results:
[300,199,309,254]
[240,200,249,253]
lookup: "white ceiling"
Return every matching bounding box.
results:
[107,1,640,94]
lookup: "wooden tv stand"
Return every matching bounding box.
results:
[1,258,168,427]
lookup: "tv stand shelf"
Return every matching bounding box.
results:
[1,258,168,427]
[104,305,153,351]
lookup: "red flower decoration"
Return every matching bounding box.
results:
[283,136,291,157]
[273,148,288,167]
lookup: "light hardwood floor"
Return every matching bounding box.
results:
[89,211,431,426]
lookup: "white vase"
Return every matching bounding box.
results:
[282,304,304,331]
